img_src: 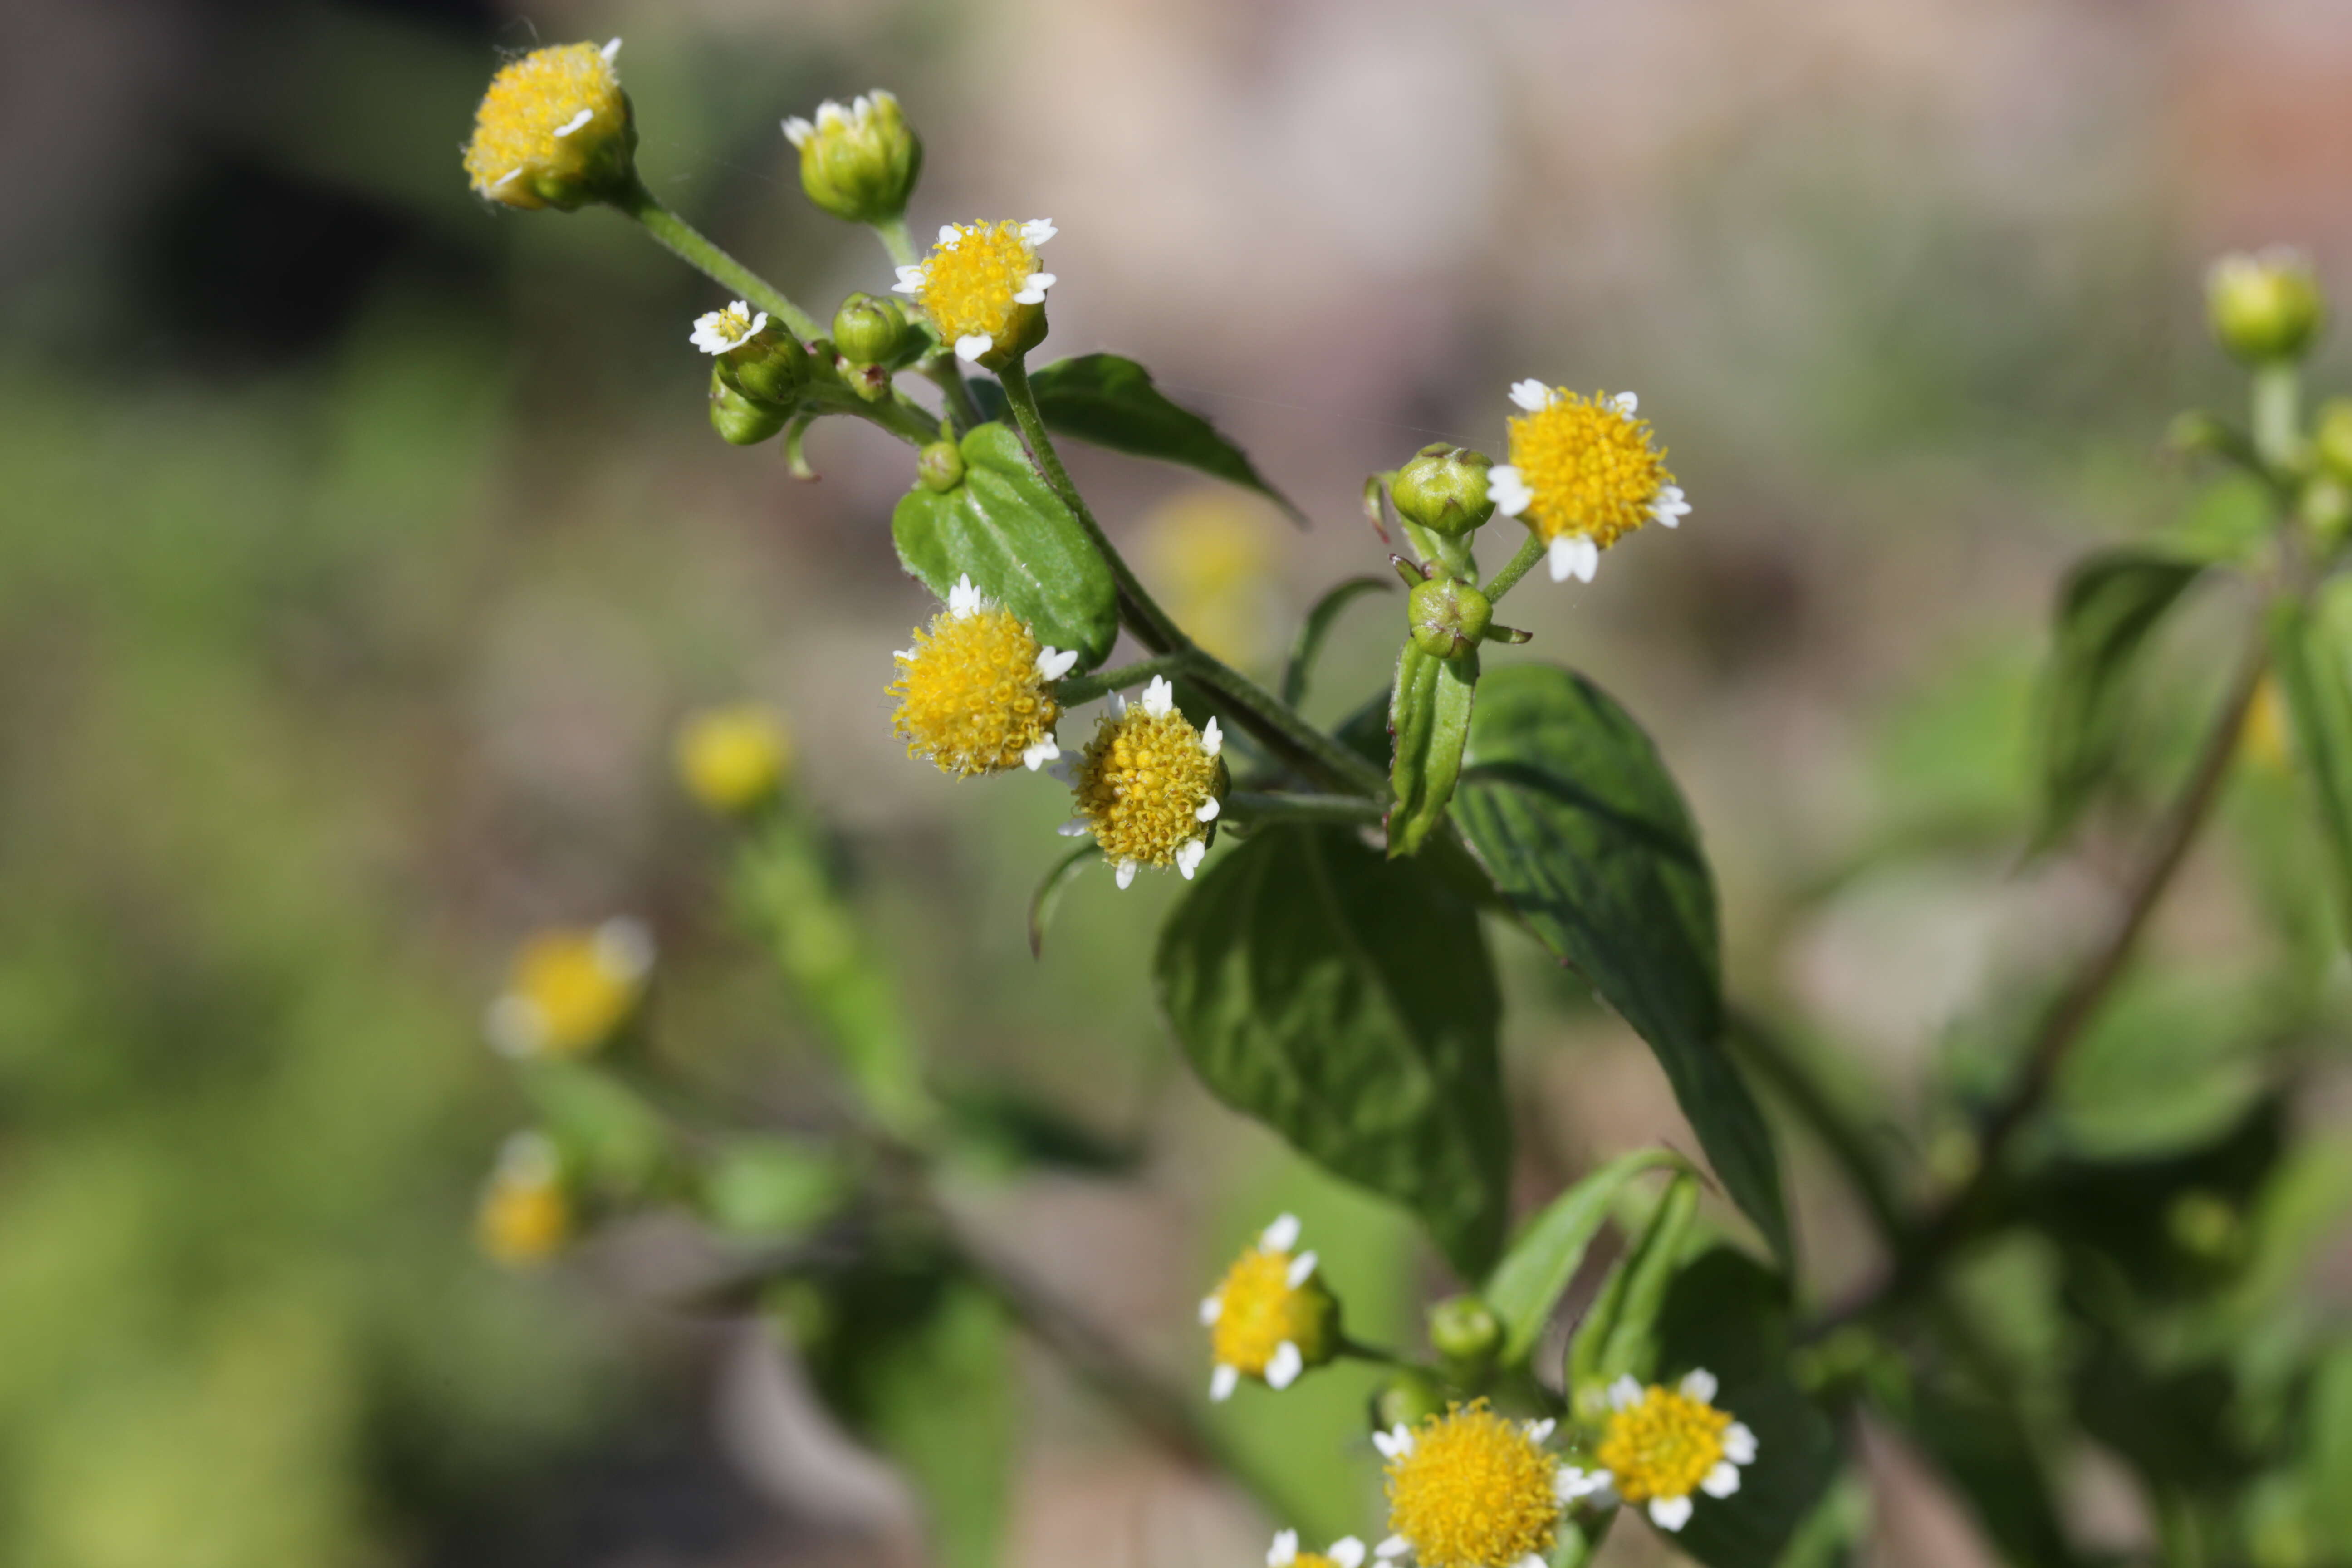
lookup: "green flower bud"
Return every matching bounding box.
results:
[722,332,809,409]
[1407,574,1493,660]
[2208,249,2327,364]
[783,91,921,226]
[2316,398,2352,484]
[1371,1371,1448,1433]
[916,439,965,492]
[710,368,787,446]
[1426,1294,1502,1369]
[1391,443,1494,535]
[833,292,913,367]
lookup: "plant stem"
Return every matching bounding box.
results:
[1830,627,2269,1325]
[998,356,1386,795]
[1053,654,1191,708]
[872,214,917,268]
[1483,531,1548,603]
[2251,363,2303,476]
[1222,791,1387,828]
[610,177,821,341]
[921,357,985,432]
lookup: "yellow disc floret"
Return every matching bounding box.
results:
[476,1134,572,1266]
[1504,390,1675,549]
[1384,1401,1561,1568]
[890,581,1068,777]
[463,40,633,210]
[677,705,791,813]
[1595,1382,1732,1505]
[487,920,652,1058]
[1072,677,1224,881]
[898,220,1056,364]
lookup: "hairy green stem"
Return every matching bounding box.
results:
[922,357,985,432]
[2251,363,2303,476]
[872,214,917,268]
[611,177,821,341]
[1222,791,1387,828]
[999,356,1385,794]
[1053,654,1190,707]
[1483,531,1548,603]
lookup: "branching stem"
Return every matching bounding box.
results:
[611,177,821,341]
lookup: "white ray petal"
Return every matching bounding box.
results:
[1702,1462,1741,1499]
[1286,1250,1318,1287]
[1264,1341,1303,1389]
[1210,1363,1239,1401]
[1261,1214,1302,1252]
[552,108,593,137]
[1509,379,1553,412]
[1115,859,1138,890]
[1680,1369,1718,1403]
[955,333,994,362]
[1649,1495,1693,1532]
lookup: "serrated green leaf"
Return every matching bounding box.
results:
[974,353,1306,525]
[1453,664,1789,1264]
[1653,1249,1840,1568]
[1387,643,1478,857]
[2036,548,2203,847]
[2271,583,2352,952]
[1484,1148,1686,1367]
[1154,824,1509,1275]
[891,421,1118,668]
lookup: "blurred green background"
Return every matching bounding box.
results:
[5,0,2352,1563]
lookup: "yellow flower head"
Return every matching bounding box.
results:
[1200,1214,1338,1401]
[463,39,634,210]
[890,575,1075,777]
[893,219,1058,367]
[485,918,653,1059]
[1268,1529,1368,1568]
[1588,1371,1757,1534]
[476,1132,572,1266]
[1489,384,1688,585]
[1377,1401,1564,1568]
[1069,676,1225,888]
[677,705,792,814]
[2243,675,2291,774]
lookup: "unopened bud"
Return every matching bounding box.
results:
[2208,249,2327,364]
[1371,1371,1447,1433]
[463,39,637,212]
[916,439,965,492]
[1426,1294,1502,1368]
[833,292,913,367]
[722,331,809,409]
[710,368,787,446]
[783,90,921,226]
[1408,574,1492,660]
[1391,444,1494,536]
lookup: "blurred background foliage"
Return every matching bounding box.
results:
[5,0,2352,1564]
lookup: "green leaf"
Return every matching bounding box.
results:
[519,1060,670,1199]
[891,421,1118,668]
[1653,1248,1841,1568]
[2271,583,2352,948]
[1453,664,1790,1264]
[2306,1340,2352,1554]
[697,1136,850,1240]
[1567,1171,1701,1393]
[1387,644,1478,858]
[2035,548,2203,847]
[1027,840,1100,959]
[1485,1148,1686,1367]
[975,353,1307,525]
[1283,575,1392,708]
[1154,824,1510,1275]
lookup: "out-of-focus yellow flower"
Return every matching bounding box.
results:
[1198,1213,1338,1401]
[1588,1371,1758,1534]
[476,1132,573,1266]
[1141,490,1283,668]
[2243,675,2292,774]
[485,918,653,1059]
[676,706,792,814]
[463,39,635,211]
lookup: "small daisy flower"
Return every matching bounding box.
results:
[676,704,791,814]
[1269,1529,1368,1568]
[1487,383,1688,585]
[1374,1401,1571,1568]
[484,918,654,1059]
[690,300,769,355]
[1586,1370,1758,1534]
[892,218,1058,366]
[1067,675,1225,889]
[475,1131,573,1267]
[1200,1214,1338,1401]
[889,575,1073,777]
[463,39,633,211]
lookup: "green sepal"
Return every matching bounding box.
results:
[1387,641,1478,857]
[891,421,1119,669]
